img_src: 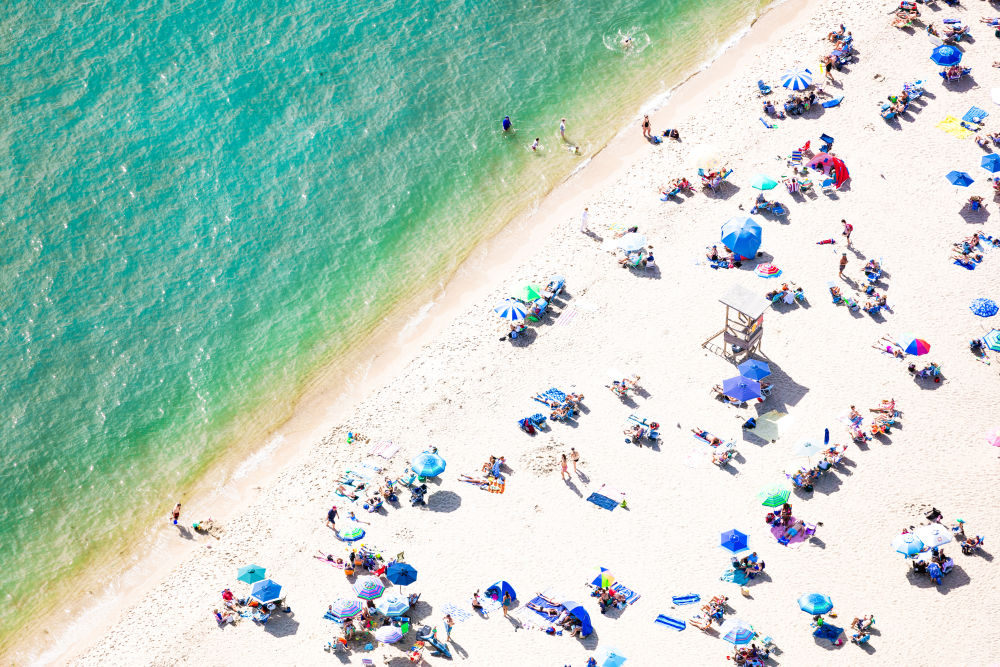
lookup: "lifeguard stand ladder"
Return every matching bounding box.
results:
[702,285,764,361]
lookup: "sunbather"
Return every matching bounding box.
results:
[851,615,875,631]
[976,135,991,150]
[692,428,722,446]
[711,384,741,403]
[336,485,360,500]
[526,601,560,618]
[624,423,645,440]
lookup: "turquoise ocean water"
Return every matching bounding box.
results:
[0,0,768,653]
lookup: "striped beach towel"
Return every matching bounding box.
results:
[369,440,399,459]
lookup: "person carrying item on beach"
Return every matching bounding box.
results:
[641,115,651,139]
[560,453,570,481]
[170,503,181,525]
[443,614,454,641]
[502,115,512,132]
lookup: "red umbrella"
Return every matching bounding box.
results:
[831,158,850,189]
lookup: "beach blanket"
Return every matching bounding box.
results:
[440,603,473,623]
[555,308,578,327]
[611,582,641,605]
[963,106,988,124]
[587,484,625,510]
[369,440,399,459]
[720,568,751,585]
[525,595,560,623]
[473,595,502,616]
[936,116,973,139]
[769,518,808,547]
[814,623,844,643]
[654,614,686,631]
[672,594,701,606]
[954,259,977,270]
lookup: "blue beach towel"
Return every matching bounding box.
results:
[720,568,750,585]
[586,492,619,511]
[963,106,988,124]
[672,594,701,606]
[954,259,976,270]
[814,623,844,643]
[654,614,686,631]
[611,582,641,605]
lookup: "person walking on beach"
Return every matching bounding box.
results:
[580,207,589,233]
[560,453,570,481]
[839,252,848,277]
[842,219,853,246]
[570,447,580,474]
[443,614,454,641]
[559,118,567,141]
[325,505,338,530]
[641,115,651,139]
[170,503,181,525]
[501,591,512,618]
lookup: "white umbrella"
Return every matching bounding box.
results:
[374,625,403,643]
[792,440,825,458]
[617,233,646,253]
[914,524,953,550]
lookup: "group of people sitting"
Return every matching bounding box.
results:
[658,177,693,198]
[688,594,731,632]
[500,276,566,341]
[881,88,912,118]
[940,63,971,81]
[751,192,785,215]
[908,361,942,381]
[850,615,875,645]
[616,245,654,270]
[534,391,583,421]
[892,2,920,28]
[929,20,970,43]
[765,282,805,304]
[607,374,641,399]
[784,90,819,116]
[788,445,847,491]
[217,588,273,625]
[731,643,771,666]
[705,244,739,268]
[591,586,628,614]
[525,593,586,636]
[733,551,766,579]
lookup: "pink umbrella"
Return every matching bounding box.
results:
[807,153,834,174]
[987,427,1000,447]
[755,263,781,277]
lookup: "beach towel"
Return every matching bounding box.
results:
[769,518,808,547]
[473,595,503,616]
[587,484,625,511]
[963,106,988,124]
[936,116,974,139]
[814,623,844,643]
[611,582,641,605]
[720,568,751,585]
[654,614,686,631]
[954,259,977,270]
[525,595,560,623]
[671,594,701,606]
[440,603,473,623]
[555,308,578,327]
[822,96,844,108]
[369,440,399,459]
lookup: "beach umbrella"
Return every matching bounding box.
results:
[353,576,385,600]
[617,232,647,253]
[719,618,755,645]
[374,626,403,644]
[385,562,418,587]
[898,334,931,356]
[946,171,974,187]
[339,525,366,542]
[738,359,771,381]
[831,157,850,189]
[914,524,953,550]
[986,427,1000,447]
[375,593,411,617]
[971,298,998,317]
[693,146,724,172]
[754,263,781,278]
[595,647,628,667]
[411,451,446,477]
[930,45,962,67]
[236,564,267,585]
[797,593,833,615]
[591,569,616,588]
[720,529,750,554]
[514,284,544,302]
[757,482,790,507]
[721,217,763,259]
[722,376,762,402]
[329,597,363,621]
[494,299,528,322]
[781,67,813,91]
[249,579,283,604]
[750,174,778,190]
[892,533,926,557]
[983,155,1000,174]
[793,440,825,458]
[984,329,1000,351]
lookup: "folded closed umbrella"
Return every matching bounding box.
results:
[411,451,447,477]
[719,618,755,645]
[738,359,771,381]
[722,376,762,402]
[797,593,833,615]
[946,171,974,187]
[237,564,267,585]
[914,524,953,550]
[930,45,962,66]
[970,298,998,317]
[781,67,813,91]
[892,533,926,557]
[720,529,749,554]
[374,626,403,643]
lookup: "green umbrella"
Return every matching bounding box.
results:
[237,564,267,584]
[514,284,544,302]
[750,174,778,190]
[757,484,791,508]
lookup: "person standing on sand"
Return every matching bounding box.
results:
[560,453,569,481]
[443,614,454,641]
[839,252,848,277]
[570,447,580,474]
[842,219,853,246]
[325,505,338,530]
[170,503,181,525]
[580,207,589,233]
[641,115,651,139]
[502,591,512,617]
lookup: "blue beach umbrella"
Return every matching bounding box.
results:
[412,451,446,477]
[720,529,750,554]
[719,618,755,645]
[971,298,998,317]
[375,593,411,617]
[892,533,925,557]
[249,579,283,604]
[984,329,1000,351]
[930,45,962,67]
[237,564,267,585]
[737,359,771,381]
[721,217,762,259]
[385,562,418,587]
[494,299,527,322]
[797,593,834,615]
[781,67,813,91]
[982,154,1000,174]
[722,376,762,402]
[946,171,974,187]
[595,647,628,667]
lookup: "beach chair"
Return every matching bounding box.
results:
[787,150,803,168]
[757,80,771,95]
[819,133,834,153]
[821,178,836,195]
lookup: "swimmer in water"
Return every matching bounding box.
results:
[502,115,512,132]
[530,138,540,151]
[622,35,633,50]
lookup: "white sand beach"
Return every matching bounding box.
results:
[28,0,1000,665]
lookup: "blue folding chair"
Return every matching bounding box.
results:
[757,80,771,95]
[819,133,834,153]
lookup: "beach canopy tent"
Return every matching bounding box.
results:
[484,580,516,602]
[560,600,594,637]
[595,647,627,667]
[249,578,283,605]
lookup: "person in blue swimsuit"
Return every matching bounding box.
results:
[502,115,512,132]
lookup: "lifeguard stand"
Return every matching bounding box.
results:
[702,285,764,361]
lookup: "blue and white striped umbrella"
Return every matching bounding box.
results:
[494,299,528,322]
[781,67,813,91]
[719,618,755,645]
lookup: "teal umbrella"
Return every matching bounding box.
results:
[797,593,833,615]
[237,564,267,584]
[750,174,778,190]
[412,451,446,477]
